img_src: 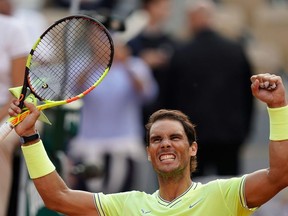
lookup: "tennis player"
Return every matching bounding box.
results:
[8,73,288,215]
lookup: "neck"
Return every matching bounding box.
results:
[158,176,193,202]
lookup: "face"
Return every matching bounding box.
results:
[148,0,171,23]
[146,119,197,178]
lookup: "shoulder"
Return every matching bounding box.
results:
[204,176,245,188]
[0,14,29,41]
[94,191,155,214]
[127,33,144,46]
[0,14,23,31]
[214,32,244,50]
[0,14,30,54]
[197,175,246,197]
[95,190,153,202]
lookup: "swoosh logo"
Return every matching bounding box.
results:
[141,209,152,214]
[189,198,203,209]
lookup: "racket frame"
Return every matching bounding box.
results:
[0,15,114,141]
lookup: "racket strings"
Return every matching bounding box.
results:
[28,16,113,101]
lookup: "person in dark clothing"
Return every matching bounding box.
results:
[165,0,254,176]
[127,0,176,126]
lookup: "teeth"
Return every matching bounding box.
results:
[160,154,175,161]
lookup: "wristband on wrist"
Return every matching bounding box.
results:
[267,105,288,141]
[20,131,40,144]
[21,140,56,179]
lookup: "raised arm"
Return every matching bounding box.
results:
[9,101,99,216]
[245,73,288,208]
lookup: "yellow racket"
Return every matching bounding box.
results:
[0,15,114,142]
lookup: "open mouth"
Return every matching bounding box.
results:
[159,154,176,161]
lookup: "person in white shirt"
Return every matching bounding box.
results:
[0,1,30,214]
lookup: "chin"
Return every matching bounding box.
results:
[157,166,184,177]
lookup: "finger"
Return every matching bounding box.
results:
[258,73,270,87]
[267,83,277,90]
[13,99,20,107]
[8,107,20,117]
[10,100,22,114]
[24,101,38,114]
[258,74,278,90]
[251,78,260,95]
[250,74,268,84]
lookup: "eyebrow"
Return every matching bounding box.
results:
[150,132,184,139]
[150,134,161,141]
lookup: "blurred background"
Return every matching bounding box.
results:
[3,0,288,215]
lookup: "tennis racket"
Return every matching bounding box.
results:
[0,15,114,142]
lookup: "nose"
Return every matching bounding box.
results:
[160,138,171,148]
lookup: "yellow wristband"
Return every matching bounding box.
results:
[21,140,56,179]
[268,105,288,141]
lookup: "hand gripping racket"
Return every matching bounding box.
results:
[0,15,114,142]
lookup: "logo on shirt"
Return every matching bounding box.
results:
[189,198,203,209]
[141,208,152,214]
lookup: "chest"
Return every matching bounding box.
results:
[121,192,233,216]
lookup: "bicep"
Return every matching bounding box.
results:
[245,139,288,208]
[61,190,99,216]
[34,172,99,216]
[244,169,282,208]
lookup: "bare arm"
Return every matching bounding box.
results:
[34,171,97,216]
[245,73,288,208]
[9,101,99,216]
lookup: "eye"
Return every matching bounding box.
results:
[154,138,161,142]
[171,135,181,141]
[151,137,161,144]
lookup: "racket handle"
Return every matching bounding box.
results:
[0,121,14,142]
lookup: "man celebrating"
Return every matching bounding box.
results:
[7,73,288,215]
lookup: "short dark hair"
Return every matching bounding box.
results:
[145,109,198,173]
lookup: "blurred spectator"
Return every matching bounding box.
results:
[164,0,254,177]
[56,0,116,9]
[13,4,48,46]
[127,0,176,127]
[0,0,30,215]
[57,0,140,26]
[67,37,158,193]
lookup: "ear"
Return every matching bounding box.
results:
[146,146,151,161]
[189,141,198,156]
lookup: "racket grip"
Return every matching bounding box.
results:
[0,122,14,142]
